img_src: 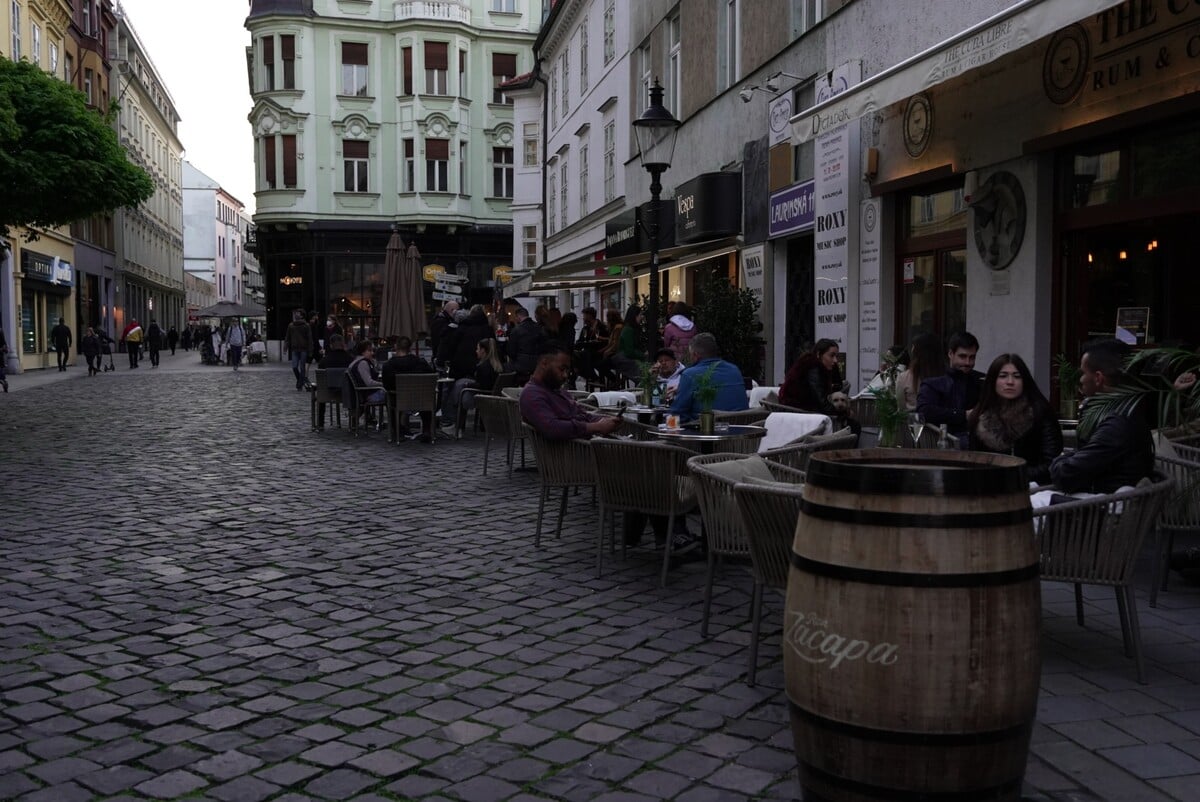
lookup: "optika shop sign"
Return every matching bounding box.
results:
[784,610,899,670]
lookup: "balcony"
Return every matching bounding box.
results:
[393,0,470,24]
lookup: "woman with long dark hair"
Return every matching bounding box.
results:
[608,305,645,381]
[968,353,1063,484]
[895,333,946,410]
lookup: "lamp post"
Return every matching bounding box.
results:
[632,79,680,357]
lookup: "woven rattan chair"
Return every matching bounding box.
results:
[733,476,808,687]
[390,373,438,443]
[524,424,597,546]
[474,395,527,477]
[713,407,770,426]
[501,387,523,399]
[850,395,878,427]
[1032,473,1175,683]
[344,366,388,437]
[688,454,805,642]
[1151,454,1200,607]
[456,371,517,438]
[760,398,807,414]
[590,438,698,585]
[311,368,347,431]
[760,430,858,471]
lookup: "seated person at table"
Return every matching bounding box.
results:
[668,333,749,420]
[967,353,1062,485]
[1049,339,1154,494]
[314,334,354,429]
[654,348,686,404]
[917,330,985,448]
[347,340,386,424]
[382,336,436,440]
[442,338,504,431]
[779,337,860,437]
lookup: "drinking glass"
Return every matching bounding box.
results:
[907,412,925,448]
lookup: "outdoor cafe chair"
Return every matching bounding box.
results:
[713,407,770,426]
[733,474,809,687]
[850,395,878,427]
[523,424,597,546]
[1032,473,1175,684]
[390,373,439,444]
[1151,452,1200,607]
[688,453,806,643]
[311,368,346,431]
[590,438,697,586]
[474,395,527,477]
[455,371,518,439]
[760,398,807,414]
[344,368,387,437]
[501,387,523,399]
[760,428,858,471]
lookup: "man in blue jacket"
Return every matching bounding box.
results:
[917,330,985,447]
[668,333,748,420]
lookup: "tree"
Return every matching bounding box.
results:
[0,59,153,248]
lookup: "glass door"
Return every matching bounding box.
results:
[899,247,966,348]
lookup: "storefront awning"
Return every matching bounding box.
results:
[790,0,1123,144]
[506,237,741,296]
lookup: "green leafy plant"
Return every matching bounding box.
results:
[868,350,909,446]
[1055,353,1083,417]
[1077,346,1200,440]
[638,361,658,403]
[692,274,763,382]
[693,361,720,413]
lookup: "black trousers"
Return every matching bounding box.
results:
[128,344,140,368]
[56,349,69,370]
[86,354,100,373]
[149,346,160,366]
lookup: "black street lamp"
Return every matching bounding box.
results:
[632,79,680,357]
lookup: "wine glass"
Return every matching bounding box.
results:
[907,412,925,448]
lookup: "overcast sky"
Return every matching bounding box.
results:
[119,0,257,212]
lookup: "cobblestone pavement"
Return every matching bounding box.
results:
[1,354,1199,801]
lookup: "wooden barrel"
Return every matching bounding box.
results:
[784,449,1040,802]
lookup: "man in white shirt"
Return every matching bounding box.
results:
[654,348,686,402]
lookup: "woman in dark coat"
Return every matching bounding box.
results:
[780,338,845,415]
[968,353,1063,485]
[81,327,102,376]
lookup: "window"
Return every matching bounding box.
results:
[548,174,557,235]
[84,69,94,105]
[281,35,295,89]
[343,140,369,192]
[264,137,276,188]
[579,18,589,94]
[31,23,39,67]
[492,53,516,104]
[638,42,651,115]
[791,0,822,38]
[63,52,72,83]
[603,121,615,203]
[560,161,568,231]
[49,43,57,75]
[263,134,297,189]
[667,14,681,116]
[492,0,516,10]
[717,0,740,90]
[523,123,539,167]
[458,50,467,96]
[522,225,538,268]
[425,138,448,191]
[459,141,467,194]
[493,147,513,198]
[82,1,91,37]
[579,142,589,217]
[550,66,558,128]
[262,37,276,89]
[424,42,448,95]
[11,1,21,61]
[603,0,615,65]
[401,46,413,95]
[561,49,569,116]
[402,139,415,191]
[341,42,368,96]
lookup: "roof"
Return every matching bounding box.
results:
[500,71,538,91]
[246,0,315,21]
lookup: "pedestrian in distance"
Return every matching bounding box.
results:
[82,327,102,376]
[0,328,9,391]
[285,309,314,391]
[225,318,246,371]
[51,317,72,371]
[145,319,164,368]
[166,325,179,355]
[121,319,144,369]
[180,326,192,352]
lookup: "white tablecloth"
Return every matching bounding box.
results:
[589,390,639,407]
[747,386,779,408]
[758,412,832,452]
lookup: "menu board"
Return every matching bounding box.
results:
[1115,307,1150,346]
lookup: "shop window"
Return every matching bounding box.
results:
[1066,149,1121,209]
[904,186,966,239]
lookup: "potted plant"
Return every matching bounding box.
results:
[1055,353,1082,420]
[869,350,908,447]
[1078,346,1200,440]
[693,362,720,434]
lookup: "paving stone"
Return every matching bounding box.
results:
[207,775,281,802]
[1098,743,1200,779]
[188,749,265,780]
[304,768,377,799]
[25,755,102,785]
[448,775,521,801]
[133,769,209,799]
[348,748,420,777]
[76,765,156,795]
[254,760,324,787]
[300,741,367,767]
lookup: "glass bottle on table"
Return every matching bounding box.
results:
[907,412,925,448]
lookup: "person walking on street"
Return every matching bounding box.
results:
[0,328,9,391]
[226,319,246,371]
[121,319,144,369]
[285,310,314,390]
[166,326,179,355]
[51,318,72,371]
[145,319,164,368]
[82,327,102,376]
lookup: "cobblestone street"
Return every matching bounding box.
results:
[1,354,1199,801]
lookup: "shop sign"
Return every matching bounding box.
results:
[740,245,766,305]
[604,209,639,257]
[422,263,446,283]
[20,251,54,282]
[280,275,303,286]
[673,172,742,245]
[858,198,881,392]
[768,180,816,239]
[903,258,915,284]
[769,93,793,148]
[52,258,74,286]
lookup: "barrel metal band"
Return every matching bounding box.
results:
[801,499,1032,529]
[799,760,1022,802]
[790,552,1040,587]
[789,700,1032,746]
[807,459,1026,496]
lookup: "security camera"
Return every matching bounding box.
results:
[765,78,780,92]
[739,88,755,103]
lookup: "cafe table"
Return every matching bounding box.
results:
[647,423,767,455]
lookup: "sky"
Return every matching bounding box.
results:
[119,0,257,213]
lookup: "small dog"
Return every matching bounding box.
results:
[829,391,850,415]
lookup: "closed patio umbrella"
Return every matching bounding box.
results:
[196,300,266,318]
[378,230,427,348]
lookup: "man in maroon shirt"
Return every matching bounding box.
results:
[519,346,621,440]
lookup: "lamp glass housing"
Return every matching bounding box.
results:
[633,80,680,172]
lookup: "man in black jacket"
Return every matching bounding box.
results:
[1050,339,1154,493]
[506,305,545,381]
[429,300,459,361]
[381,336,436,441]
[51,318,72,371]
[917,331,985,447]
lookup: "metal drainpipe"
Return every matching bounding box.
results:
[532,60,549,268]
